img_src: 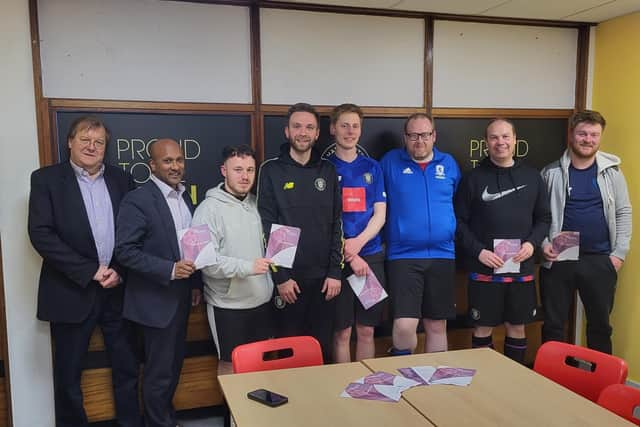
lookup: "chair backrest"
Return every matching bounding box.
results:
[597,384,640,425]
[598,384,640,426]
[231,336,323,374]
[533,341,628,402]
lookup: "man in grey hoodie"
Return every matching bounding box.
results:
[192,145,274,374]
[540,110,632,354]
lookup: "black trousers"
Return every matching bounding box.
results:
[51,287,141,427]
[276,277,336,363]
[139,293,191,427]
[540,254,618,354]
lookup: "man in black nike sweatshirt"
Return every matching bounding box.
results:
[455,118,550,364]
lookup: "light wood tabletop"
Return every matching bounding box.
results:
[218,361,434,426]
[362,348,633,427]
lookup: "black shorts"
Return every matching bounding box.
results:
[207,302,275,362]
[468,280,537,327]
[386,258,456,320]
[334,251,386,331]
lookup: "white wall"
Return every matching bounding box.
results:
[260,9,425,107]
[38,0,252,103]
[433,20,578,108]
[0,1,55,426]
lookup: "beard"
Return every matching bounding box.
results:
[569,142,598,159]
[289,136,314,154]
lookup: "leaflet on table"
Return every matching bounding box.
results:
[178,224,217,269]
[347,269,388,310]
[340,371,419,402]
[265,224,301,269]
[552,231,580,261]
[398,365,476,387]
[493,239,521,274]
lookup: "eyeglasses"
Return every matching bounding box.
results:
[405,131,433,141]
[77,138,106,149]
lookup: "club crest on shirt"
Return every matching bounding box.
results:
[314,178,326,191]
[435,164,445,179]
[274,295,286,309]
[363,172,373,184]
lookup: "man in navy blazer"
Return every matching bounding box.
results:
[116,138,202,427]
[28,116,141,427]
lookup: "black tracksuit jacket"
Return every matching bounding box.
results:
[257,143,343,284]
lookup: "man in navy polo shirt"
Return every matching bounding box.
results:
[540,110,632,354]
[381,113,460,355]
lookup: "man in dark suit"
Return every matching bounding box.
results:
[28,116,141,427]
[115,138,202,427]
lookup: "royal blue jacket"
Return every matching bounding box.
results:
[380,147,461,260]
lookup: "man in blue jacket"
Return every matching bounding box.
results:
[381,113,461,355]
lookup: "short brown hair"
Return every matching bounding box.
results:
[569,110,606,131]
[287,103,319,127]
[66,116,110,145]
[330,103,363,125]
[404,113,434,134]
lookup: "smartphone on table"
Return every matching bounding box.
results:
[247,389,288,407]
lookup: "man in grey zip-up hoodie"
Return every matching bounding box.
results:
[540,110,632,354]
[192,145,274,375]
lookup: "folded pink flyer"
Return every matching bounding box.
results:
[340,371,419,402]
[493,239,521,274]
[179,224,216,269]
[552,231,580,261]
[347,269,388,310]
[265,224,301,268]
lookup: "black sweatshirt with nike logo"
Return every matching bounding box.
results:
[454,157,551,276]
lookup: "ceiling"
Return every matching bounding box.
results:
[278,0,640,23]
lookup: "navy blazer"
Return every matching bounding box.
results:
[28,162,135,323]
[115,180,202,329]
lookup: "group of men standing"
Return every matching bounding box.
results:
[28,105,630,427]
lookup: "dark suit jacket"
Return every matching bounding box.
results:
[115,180,202,329]
[28,162,135,323]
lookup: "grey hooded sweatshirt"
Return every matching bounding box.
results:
[192,183,273,308]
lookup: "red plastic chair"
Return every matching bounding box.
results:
[597,384,640,425]
[533,341,628,402]
[231,336,323,374]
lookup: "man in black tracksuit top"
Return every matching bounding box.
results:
[257,103,343,362]
[455,118,550,364]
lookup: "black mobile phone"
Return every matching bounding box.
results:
[247,389,288,407]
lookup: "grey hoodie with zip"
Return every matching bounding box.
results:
[541,149,632,264]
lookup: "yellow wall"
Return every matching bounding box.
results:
[593,12,640,383]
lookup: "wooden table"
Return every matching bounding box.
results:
[362,348,633,427]
[218,361,434,426]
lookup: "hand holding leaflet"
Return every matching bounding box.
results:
[493,239,521,274]
[265,224,301,268]
[179,224,217,269]
[552,231,580,261]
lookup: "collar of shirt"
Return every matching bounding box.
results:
[150,174,186,200]
[70,160,105,180]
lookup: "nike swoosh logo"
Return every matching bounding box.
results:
[481,185,527,202]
